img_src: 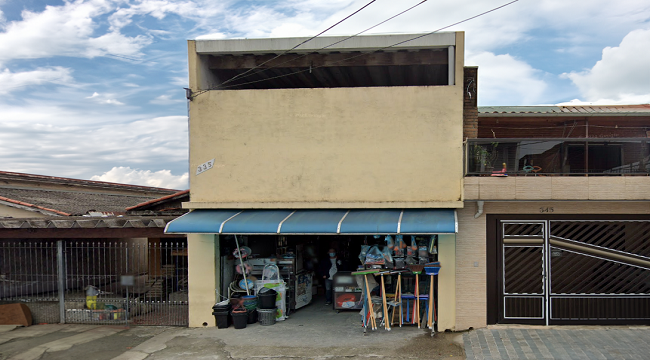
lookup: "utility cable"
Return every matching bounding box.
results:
[225,0,430,86]
[210,0,520,92]
[220,0,379,87]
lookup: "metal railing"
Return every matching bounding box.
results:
[0,240,188,326]
[466,138,650,176]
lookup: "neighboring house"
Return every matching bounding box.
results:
[461,104,650,328]
[167,32,469,329]
[0,171,189,326]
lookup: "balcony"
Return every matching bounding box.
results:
[466,139,650,176]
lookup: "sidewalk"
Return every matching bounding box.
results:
[0,303,464,360]
[463,326,650,360]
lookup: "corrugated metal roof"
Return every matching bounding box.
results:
[479,105,650,116]
[0,216,174,229]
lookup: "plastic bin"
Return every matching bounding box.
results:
[257,307,276,326]
[213,310,231,329]
[231,310,248,329]
[247,309,258,324]
[258,289,277,309]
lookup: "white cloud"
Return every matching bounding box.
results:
[194,32,227,40]
[170,76,188,87]
[85,92,125,105]
[0,0,151,62]
[467,51,548,105]
[150,94,184,104]
[91,166,188,189]
[562,28,650,104]
[0,66,73,94]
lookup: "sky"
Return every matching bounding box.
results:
[0,0,648,189]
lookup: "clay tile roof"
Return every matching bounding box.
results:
[126,190,190,211]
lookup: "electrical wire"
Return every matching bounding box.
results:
[208,0,520,92]
[224,0,430,86]
[220,0,379,87]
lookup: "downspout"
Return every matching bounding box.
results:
[474,200,484,219]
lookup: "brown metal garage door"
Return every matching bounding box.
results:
[489,216,650,325]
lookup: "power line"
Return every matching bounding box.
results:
[210,0,520,92]
[220,0,379,87]
[224,0,430,86]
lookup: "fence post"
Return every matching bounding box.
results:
[57,240,66,324]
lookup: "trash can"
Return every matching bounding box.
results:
[258,288,277,309]
[212,301,232,329]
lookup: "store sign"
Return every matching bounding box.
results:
[196,159,215,175]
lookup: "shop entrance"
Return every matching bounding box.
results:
[219,234,439,317]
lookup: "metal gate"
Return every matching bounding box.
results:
[497,219,650,325]
[0,239,188,326]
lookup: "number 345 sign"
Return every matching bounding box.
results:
[196,159,215,175]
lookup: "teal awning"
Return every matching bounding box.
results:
[165,209,457,235]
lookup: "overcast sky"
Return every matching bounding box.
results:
[1,0,648,189]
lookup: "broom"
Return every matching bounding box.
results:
[408,264,424,328]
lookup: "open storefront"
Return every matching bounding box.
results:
[165,208,458,330]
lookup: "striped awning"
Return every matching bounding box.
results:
[165,209,457,235]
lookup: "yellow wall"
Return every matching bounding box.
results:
[186,33,465,209]
[437,233,456,331]
[465,176,650,201]
[187,233,218,327]
[455,199,650,331]
[187,86,463,208]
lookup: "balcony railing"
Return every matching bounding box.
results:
[466,138,650,176]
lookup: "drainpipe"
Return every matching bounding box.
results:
[474,201,484,219]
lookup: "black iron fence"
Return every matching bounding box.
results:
[466,138,650,176]
[0,240,188,326]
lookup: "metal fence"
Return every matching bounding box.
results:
[0,239,188,326]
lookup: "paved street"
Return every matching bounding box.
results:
[464,326,650,360]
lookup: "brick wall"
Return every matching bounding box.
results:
[455,200,650,330]
[463,67,478,139]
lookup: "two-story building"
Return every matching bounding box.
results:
[166,32,468,329]
[461,105,650,328]
[165,30,650,331]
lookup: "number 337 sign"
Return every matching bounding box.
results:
[196,159,215,175]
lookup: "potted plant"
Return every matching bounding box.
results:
[473,142,499,173]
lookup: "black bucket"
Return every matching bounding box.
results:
[258,289,277,309]
[247,309,258,324]
[231,310,248,329]
[212,310,231,329]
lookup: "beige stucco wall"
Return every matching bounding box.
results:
[0,204,50,218]
[455,197,650,331]
[187,233,218,327]
[186,33,465,209]
[437,233,456,331]
[465,176,650,201]
[187,85,464,208]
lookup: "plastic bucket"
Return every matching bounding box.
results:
[231,310,248,329]
[258,290,277,309]
[246,309,258,324]
[257,307,276,326]
[212,310,231,329]
[242,295,258,310]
